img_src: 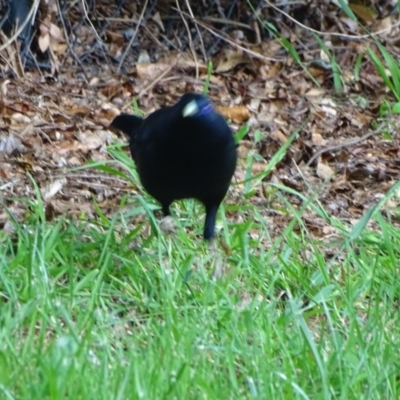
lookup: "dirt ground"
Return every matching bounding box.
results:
[1,1,400,240]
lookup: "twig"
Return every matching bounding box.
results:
[175,0,199,80]
[97,15,253,30]
[59,0,89,83]
[304,122,386,169]
[265,0,400,40]
[117,0,148,73]
[137,62,175,98]
[81,0,102,43]
[0,31,23,78]
[173,9,281,62]
[184,0,207,62]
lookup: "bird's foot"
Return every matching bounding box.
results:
[208,240,226,279]
[159,216,177,235]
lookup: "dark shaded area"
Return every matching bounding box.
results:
[1,0,33,42]
[0,0,274,76]
[0,0,52,71]
[1,0,398,77]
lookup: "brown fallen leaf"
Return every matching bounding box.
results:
[252,162,267,174]
[11,113,31,124]
[39,17,51,53]
[136,63,171,80]
[215,49,246,73]
[348,4,376,23]
[1,79,10,97]
[237,140,252,158]
[49,23,63,41]
[41,178,67,200]
[152,11,165,31]
[317,160,334,181]
[77,131,106,150]
[312,131,327,147]
[217,105,249,122]
[270,130,287,144]
[0,134,27,155]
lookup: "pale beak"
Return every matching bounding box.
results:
[182,100,199,117]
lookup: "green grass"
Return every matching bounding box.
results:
[1,179,400,400]
[3,2,400,398]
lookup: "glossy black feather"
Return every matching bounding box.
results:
[110,114,143,137]
[110,93,237,240]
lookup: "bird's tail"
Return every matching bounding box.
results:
[110,114,144,138]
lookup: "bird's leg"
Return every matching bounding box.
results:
[208,237,226,279]
[204,202,227,278]
[162,203,171,216]
[159,202,177,235]
[203,203,219,241]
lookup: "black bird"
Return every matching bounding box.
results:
[110,93,237,241]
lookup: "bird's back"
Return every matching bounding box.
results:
[134,105,236,204]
